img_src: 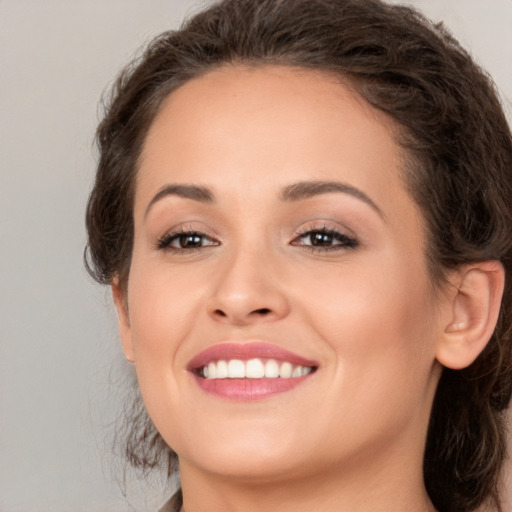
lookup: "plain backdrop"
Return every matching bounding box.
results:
[1,1,511,511]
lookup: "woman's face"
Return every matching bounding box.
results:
[117,66,446,484]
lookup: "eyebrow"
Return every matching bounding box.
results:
[145,180,383,219]
[145,184,214,217]
[280,180,383,218]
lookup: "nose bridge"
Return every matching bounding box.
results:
[206,239,289,325]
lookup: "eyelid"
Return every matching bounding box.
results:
[156,224,220,251]
[292,221,354,239]
[290,223,359,251]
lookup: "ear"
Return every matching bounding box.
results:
[112,277,135,363]
[436,261,505,370]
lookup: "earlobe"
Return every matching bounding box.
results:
[436,261,504,370]
[112,277,135,363]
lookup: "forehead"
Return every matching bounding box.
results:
[137,65,412,220]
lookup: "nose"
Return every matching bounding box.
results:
[206,247,291,326]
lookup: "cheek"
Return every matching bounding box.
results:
[125,259,206,382]
[296,255,439,445]
[297,250,437,380]
[125,260,206,437]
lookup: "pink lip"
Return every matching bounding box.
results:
[194,376,313,400]
[188,342,318,370]
[188,342,318,401]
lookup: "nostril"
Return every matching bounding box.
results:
[210,307,274,322]
[253,308,271,315]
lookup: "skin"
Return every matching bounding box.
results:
[113,65,504,512]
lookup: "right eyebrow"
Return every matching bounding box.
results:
[144,183,215,218]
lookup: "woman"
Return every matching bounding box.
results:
[85,0,512,511]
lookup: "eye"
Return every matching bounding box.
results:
[157,230,219,251]
[291,227,358,251]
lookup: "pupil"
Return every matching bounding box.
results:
[180,234,201,247]
[313,232,332,246]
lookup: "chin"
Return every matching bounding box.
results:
[173,422,313,482]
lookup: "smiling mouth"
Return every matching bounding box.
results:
[188,342,318,400]
[197,358,316,379]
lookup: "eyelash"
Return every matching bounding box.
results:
[291,226,359,252]
[156,226,358,253]
[156,228,219,252]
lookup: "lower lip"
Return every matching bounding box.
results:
[192,375,312,400]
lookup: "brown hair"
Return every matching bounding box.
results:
[85,1,512,511]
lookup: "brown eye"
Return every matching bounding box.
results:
[292,228,358,251]
[307,231,338,246]
[176,234,204,248]
[157,231,219,251]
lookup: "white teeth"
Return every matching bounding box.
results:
[216,360,228,378]
[207,361,216,379]
[291,366,302,378]
[264,359,280,378]
[301,366,312,376]
[203,358,313,380]
[246,358,265,378]
[227,359,245,378]
[279,361,293,378]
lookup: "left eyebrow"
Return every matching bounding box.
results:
[280,180,384,219]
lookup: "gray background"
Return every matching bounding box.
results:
[1,1,511,511]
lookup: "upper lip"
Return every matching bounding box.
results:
[188,342,318,370]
